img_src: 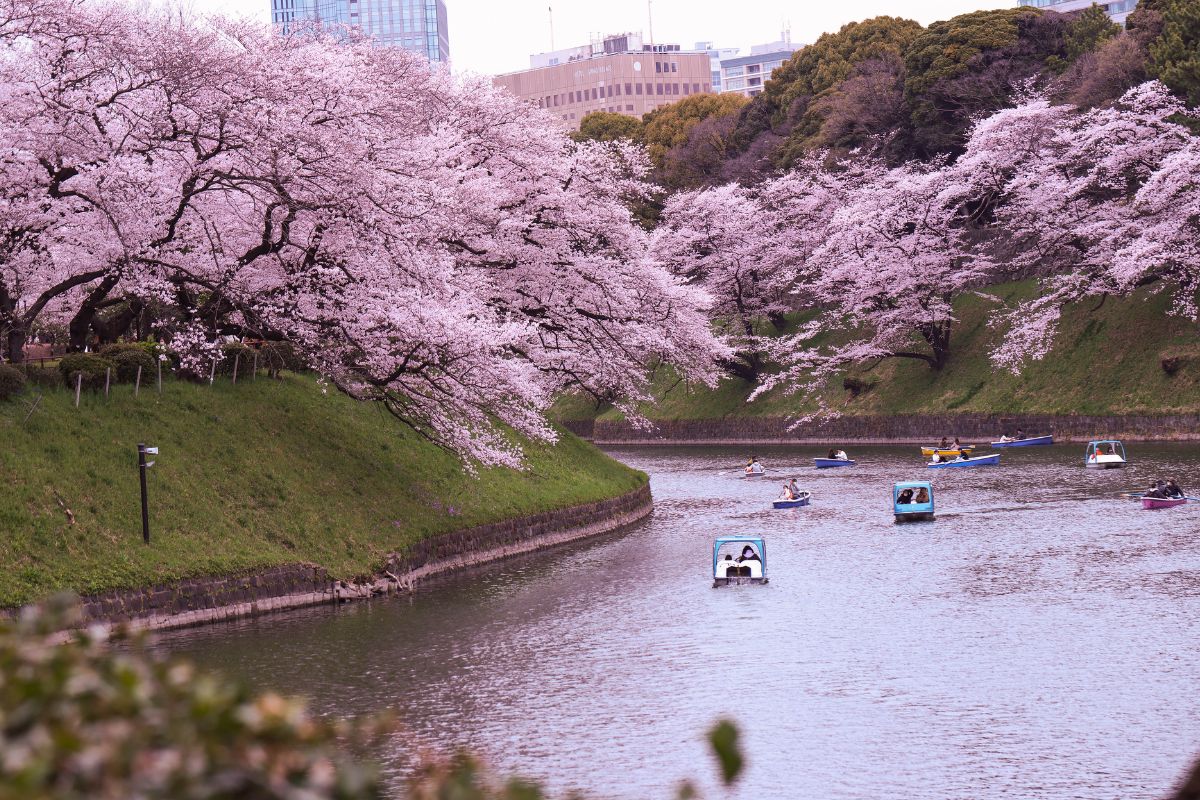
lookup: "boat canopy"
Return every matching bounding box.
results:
[893,481,935,514]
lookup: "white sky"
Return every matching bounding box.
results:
[161,0,1012,77]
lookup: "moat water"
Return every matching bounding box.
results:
[154,444,1200,799]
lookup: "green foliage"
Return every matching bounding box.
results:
[571,111,643,143]
[0,596,387,799]
[98,341,160,359]
[765,16,923,113]
[57,353,114,391]
[707,719,744,786]
[641,94,748,168]
[217,341,254,377]
[0,374,645,606]
[745,16,923,164]
[1065,4,1121,62]
[110,349,156,383]
[904,9,1030,98]
[1149,0,1200,105]
[0,365,26,401]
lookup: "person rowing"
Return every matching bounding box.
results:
[745,457,765,475]
[1166,479,1185,499]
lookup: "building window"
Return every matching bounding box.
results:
[671,62,678,72]
[626,104,634,111]
[747,64,761,74]
[683,84,690,95]
[645,83,653,95]
[655,61,662,73]
[693,82,700,93]
[656,83,663,95]
[625,82,633,94]
[607,85,613,97]
[726,78,745,90]
[748,77,761,87]
[725,66,744,78]
[591,87,598,100]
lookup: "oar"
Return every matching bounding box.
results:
[1119,491,1146,499]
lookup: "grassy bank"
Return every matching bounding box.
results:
[556,281,1200,423]
[0,374,646,607]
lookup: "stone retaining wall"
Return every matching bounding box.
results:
[66,482,653,632]
[589,414,1200,444]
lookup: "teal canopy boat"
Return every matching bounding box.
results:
[713,536,768,586]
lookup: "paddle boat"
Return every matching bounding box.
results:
[991,434,1053,448]
[772,491,812,509]
[713,536,768,586]
[920,445,975,458]
[742,470,768,479]
[893,481,934,522]
[927,453,1000,468]
[1085,440,1127,469]
[814,456,855,468]
[1143,495,1187,510]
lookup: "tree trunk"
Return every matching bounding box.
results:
[68,274,120,351]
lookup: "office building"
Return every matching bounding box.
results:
[719,39,798,98]
[695,41,741,93]
[1017,0,1138,25]
[494,33,713,129]
[269,0,450,64]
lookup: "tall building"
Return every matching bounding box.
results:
[719,40,798,98]
[494,33,713,129]
[695,41,741,93]
[269,0,450,64]
[1017,0,1139,25]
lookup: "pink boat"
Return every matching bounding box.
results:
[1142,496,1187,509]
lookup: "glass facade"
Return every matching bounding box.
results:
[1016,0,1138,24]
[270,0,450,64]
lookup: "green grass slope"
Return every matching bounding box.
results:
[557,281,1200,423]
[0,374,645,607]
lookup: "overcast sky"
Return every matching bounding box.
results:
[162,0,1013,77]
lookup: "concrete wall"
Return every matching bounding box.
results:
[67,483,653,632]
[579,414,1200,444]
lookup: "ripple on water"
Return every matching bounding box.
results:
[152,443,1200,800]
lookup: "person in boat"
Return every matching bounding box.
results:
[828,448,837,459]
[953,437,962,449]
[787,478,802,498]
[930,452,942,464]
[737,545,760,563]
[998,434,1013,443]
[745,457,765,475]
[834,449,848,461]
[1146,480,1168,498]
[939,436,949,449]
[954,452,969,462]
[914,487,930,503]
[896,488,914,504]
[779,482,795,501]
[1015,429,1025,440]
[1166,479,1184,499]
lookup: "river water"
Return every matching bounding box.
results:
[154,444,1200,799]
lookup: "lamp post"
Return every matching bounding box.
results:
[137,443,158,544]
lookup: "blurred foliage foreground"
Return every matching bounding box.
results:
[0,597,748,800]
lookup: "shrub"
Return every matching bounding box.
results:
[57,353,114,391]
[0,597,389,799]
[0,364,25,400]
[217,341,254,377]
[98,341,160,360]
[111,348,157,383]
[22,366,60,391]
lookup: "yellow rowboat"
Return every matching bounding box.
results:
[920,446,975,457]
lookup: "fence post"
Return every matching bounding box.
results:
[252,351,258,381]
[232,352,240,385]
[157,359,162,395]
[209,357,217,386]
[137,443,151,545]
[74,373,82,408]
[134,365,142,398]
[104,367,110,399]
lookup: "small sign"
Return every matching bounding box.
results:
[144,461,155,468]
[144,446,159,455]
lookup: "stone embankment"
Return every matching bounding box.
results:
[566,413,1200,444]
[71,483,652,632]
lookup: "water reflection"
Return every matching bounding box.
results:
[153,444,1200,799]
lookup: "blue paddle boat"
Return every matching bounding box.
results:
[894,481,934,522]
[927,453,1000,468]
[814,457,855,468]
[713,536,768,586]
[772,491,811,509]
[991,434,1053,447]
